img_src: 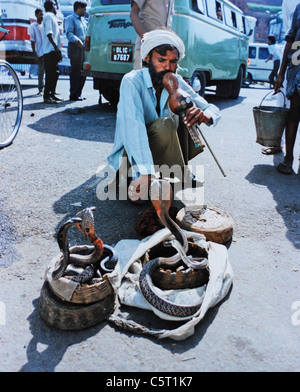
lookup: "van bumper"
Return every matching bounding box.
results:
[81,70,124,81]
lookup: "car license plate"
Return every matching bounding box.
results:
[111,44,133,63]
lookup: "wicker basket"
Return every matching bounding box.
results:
[152,267,209,290]
[141,241,209,290]
[176,206,234,244]
[39,281,115,331]
[70,274,114,304]
[48,245,115,305]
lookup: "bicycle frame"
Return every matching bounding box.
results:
[0,16,10,42]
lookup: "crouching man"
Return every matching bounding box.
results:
[105,29,221,203]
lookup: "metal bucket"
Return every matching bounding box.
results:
[253,91,289,147]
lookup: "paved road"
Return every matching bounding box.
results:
[0,75,299,372]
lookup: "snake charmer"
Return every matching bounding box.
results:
[106,28,221,203]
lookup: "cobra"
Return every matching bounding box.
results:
[139,179,208,317]
[52,207,118,281]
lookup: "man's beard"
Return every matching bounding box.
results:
[148,60,175,88]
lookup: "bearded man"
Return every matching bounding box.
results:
[107,29,221,203]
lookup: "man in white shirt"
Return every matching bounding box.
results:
[266,34,281,88]
[29,8,44,95]
[42,0,62,104]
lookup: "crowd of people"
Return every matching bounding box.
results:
[28,0,300,203]
[29,1,87,104]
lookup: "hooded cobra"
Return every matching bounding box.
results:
[139,179,208,317]
[52,207,118,282]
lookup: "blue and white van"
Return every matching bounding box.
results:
[83,0,252,103]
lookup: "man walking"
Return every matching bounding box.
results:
[42,0,62,104]
[29,8,45,95]
[65,1,87,101]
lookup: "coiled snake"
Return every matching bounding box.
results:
[52,206,118,283]
[139,179,208,317]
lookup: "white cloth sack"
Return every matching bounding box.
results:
[108,228,234,341]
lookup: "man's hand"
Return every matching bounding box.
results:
[75,39,83,47]
[184,105,212,127]
[274,73,284,93]
[128,174,151,202]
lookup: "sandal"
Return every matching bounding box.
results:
[277,160,293,175]
[262,146,282,155]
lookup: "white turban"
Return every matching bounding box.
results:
[140,29,185,61]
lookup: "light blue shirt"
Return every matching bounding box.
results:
[107,68,221,177]
[65,13,87,44]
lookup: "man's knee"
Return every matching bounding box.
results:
[147,117,177,146]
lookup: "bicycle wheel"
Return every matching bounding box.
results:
[0,60,23,148]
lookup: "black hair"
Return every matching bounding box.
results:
[44,1,55,12]
[268,35,276,44]
[74,1,87,11]
[35,8,43,16]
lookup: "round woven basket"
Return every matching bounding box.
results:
[48,245,115,305]
[176,206,234,244]
[152,267,209,290]
[141,241,209,290]
[69,274,114,304]
[39,281,115,331]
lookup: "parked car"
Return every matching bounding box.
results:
[83,0,252,104]
[244,42,284,85]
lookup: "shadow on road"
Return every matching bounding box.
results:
[245,159,300,250]
[26,103,117,143]
[52,174,153,246]
[19,297,105,372]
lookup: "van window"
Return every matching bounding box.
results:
[258,47,269,60]
[206,0,222,21]
[101,0,130,4]
[249,46,256,59]
[224,6,237,29]
[192,0,205,14]
[236,13,245,34]
[216,1,223,21]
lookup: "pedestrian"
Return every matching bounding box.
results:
[265,35,281,88]
[275,4,300,175]
[65,1,87,101]
[106,29,221,203]
[130,0,174,70]
[29,8,45,96]
[42,0,62,104]
[262,0,300,156]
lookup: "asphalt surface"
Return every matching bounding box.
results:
[0,75,300,372]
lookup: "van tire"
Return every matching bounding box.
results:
[230,66,243,99]
[192,71,206,97]
[97,79,120,105]
[243,73,253,86]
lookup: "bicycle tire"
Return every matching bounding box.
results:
[0,60,23,148]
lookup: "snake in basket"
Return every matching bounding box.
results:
[139,179,208,317]
[52,207,118,283]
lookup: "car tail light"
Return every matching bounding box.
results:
[84,62,91,70]
[85,36,90,51]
